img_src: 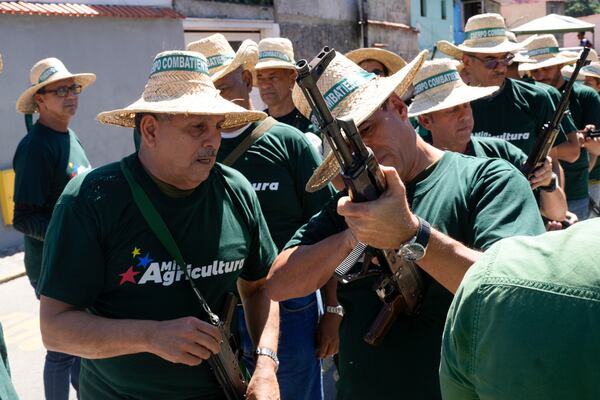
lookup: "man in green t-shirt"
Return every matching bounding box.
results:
[0,322,19,400]
[13,57,96,400]
[266,50,544,400]
[437,14,580,164]
[38,50,280,399]
[522,34,600,220]
[187,34,338,400]
[409,59,567,223]
[581,63,600,217]
[441,218,600,399]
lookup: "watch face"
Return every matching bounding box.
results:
[401,243,426,262]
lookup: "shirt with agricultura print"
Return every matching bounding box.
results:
[13,121,91,288]
[38,154,277,400]
[285,151,545,400]
[471,78,572,155]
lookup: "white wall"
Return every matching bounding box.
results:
[0,14,184,250]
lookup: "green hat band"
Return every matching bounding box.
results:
[151,54,208,76]
[465,27,506,40]
[309,70,376,124]
[259,50,291,62]
[206,53,235,70]
[413,70,460,96]
[527,47,559,57]
[38,67,58,83]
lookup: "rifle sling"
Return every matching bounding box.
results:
[222,117,277,166]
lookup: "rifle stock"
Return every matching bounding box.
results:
[207,293,249,400]
[521,47,591,177]
[296,47,425,346]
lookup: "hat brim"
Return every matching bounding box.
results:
[407,84,499,117]
[519,55,578,72]
[305,50,428,192]
[437,39,525,59]
[345,48,407,75]
[96,90,266,130]
[210,39,258,82]
[16,72,96,114]
[254,60,296,71]
[582,67,600,80]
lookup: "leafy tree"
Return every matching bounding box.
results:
[565,0,599,17]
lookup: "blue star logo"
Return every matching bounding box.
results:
[137,252,154,268]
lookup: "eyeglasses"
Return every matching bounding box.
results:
[467,54,514,69]
[38,84,82,97]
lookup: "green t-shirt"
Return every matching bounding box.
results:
[559,82,600,200]
[12,122,91,288]
[217,122,334,250]
[441,219,600,400]
[38,154,277,400]
[285,152,545,400]
[266,107,316,134]
[471,78,573,155]
[467,136,527,167]
[0,323,19,400]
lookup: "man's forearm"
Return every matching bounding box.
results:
[40,296,153,359]
[417,229,482,294]
[554,138,580,163]
[238,282,279,354]
[540,188,567,221]
[267,230,354,302]
[321,277,339,306]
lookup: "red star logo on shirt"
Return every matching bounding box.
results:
[119,266,140,285]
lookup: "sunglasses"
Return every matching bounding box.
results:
[38,84,82,97]
[467,54,514,69]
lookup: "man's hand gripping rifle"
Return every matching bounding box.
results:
[521,47,591,177]
[295,47,424,346]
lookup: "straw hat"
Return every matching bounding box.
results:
[437,13,524,59]
[292,50,428,192]
[0,53,3,74]
[186,34,258,82]
[16,57,96,114]
[407,59,498,117]
[97,50,265,129]
[345,47,407,75]
[582,62,600,80]
[561,48,598,80]
[519,35,581,72]
[254,38,296,71]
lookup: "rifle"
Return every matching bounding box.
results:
[295,47,425,346]
[521,47,591,177]
[207,293,249,400]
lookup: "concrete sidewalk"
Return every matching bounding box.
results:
[0,250,25,284]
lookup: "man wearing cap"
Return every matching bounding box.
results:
[266,50,544,400]
[410,59,567,222]
[38,50,280,399]
[254,38,314,134]
[582,63,600,217]
[187,35,337,400]
[523,34,600,220]
[437,14,580,164]
[13,57,95,400]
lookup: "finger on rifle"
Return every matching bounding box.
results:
[337,196,367,217]
[192,320,222,354]
[379,165,403,194]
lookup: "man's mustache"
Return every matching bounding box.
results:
[196,149,218,158]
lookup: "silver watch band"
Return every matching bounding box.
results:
[326,305,345,317]
[255,347,279,372]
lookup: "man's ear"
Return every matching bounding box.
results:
[461,54,471,68]
[241,69,253,91]
[33,93,45,111]
[418,114,433,131]
[389,94,408,120]
[140,115,159,148]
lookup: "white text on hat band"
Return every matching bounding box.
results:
[465,27,506,40]
[206,54,235,70]
[38,67,58,83]
[413,70,460,96]
[259,50,291,62]
[527,47,559,57]
[151,55,208,76]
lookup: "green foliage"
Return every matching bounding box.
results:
[565,0,600,17]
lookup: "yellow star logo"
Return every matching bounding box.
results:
[131,247,141,258]
[68,162,74,168]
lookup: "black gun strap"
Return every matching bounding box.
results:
[119,159,220,325]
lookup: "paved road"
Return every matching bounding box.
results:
[1,259,76,400]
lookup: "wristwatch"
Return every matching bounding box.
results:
[326,305,345,317]
[398,216,431,262]
[255,347,279,372]
[539,172,558,192]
